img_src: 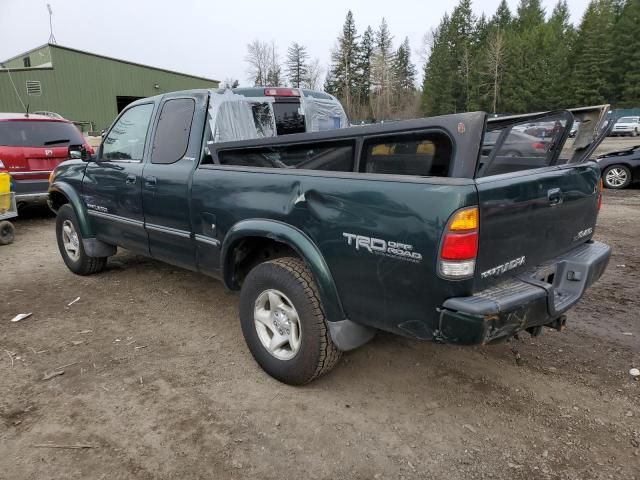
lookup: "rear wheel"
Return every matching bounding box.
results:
[0,221,15,245]
[603,165,632,189]
[239,257,341,385]
[56,204,107,275]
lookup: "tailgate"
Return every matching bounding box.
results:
[473,107,609,289]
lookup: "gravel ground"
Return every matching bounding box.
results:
[1,187,639,480]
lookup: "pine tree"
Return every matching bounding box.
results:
[514,0,546,30]
[448,0,478,112]
[422,14,457,115]
[543,0,576,108]
[614,0,640,106]
[393,37,417,92]
[286,42,309,88]
[501,0,548,112]
[572,0,617,105]
[491,0,512,29]
[356,26,375,116]
[328,10,361,116]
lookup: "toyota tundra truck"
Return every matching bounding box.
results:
[48,90,612,385]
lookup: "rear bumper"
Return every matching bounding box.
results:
[13,178,50,204]
[436,241,611,345]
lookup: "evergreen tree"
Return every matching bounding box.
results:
[356,26,375,115]
[543,0,576,108]
[328,10,361,115]
[514,0,546,30]
[613,0,640,106]
[501,0,548,112]
[422,14,456,115]
[491,0,512,29]
[286,42,309,88]
[572,0,617,105]
[393,37,417,92]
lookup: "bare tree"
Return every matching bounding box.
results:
[245,40,270,86]
[303,58,324,90]
[483,29,506,113]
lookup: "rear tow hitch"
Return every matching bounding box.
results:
[546,315,568,332]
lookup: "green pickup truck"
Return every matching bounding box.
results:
[48,89,612,385]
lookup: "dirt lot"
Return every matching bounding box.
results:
[2,185,639,479]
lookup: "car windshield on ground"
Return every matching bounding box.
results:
[617,117,639,123]
[0,120,85,147]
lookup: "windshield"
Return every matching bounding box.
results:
[0,120,85,147]
[617,117,639,123]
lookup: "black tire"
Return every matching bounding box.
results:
[0,221,15,245]
[55,204,108,275]
[504,150,522,158]
[602,165,632,189]
[239,257,341,385]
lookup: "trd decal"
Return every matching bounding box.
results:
[343,233,422,263]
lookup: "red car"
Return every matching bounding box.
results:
[0,113,93,206]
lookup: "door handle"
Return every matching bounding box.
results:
[144,176,157,187]
[125,174,137,185]
[547,188,563,206]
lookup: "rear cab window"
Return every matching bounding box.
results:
[0,120,85,147]
[151,98,195,164]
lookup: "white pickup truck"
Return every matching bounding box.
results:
[610,116,640,137]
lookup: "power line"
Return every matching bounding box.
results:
[2,65,28,113]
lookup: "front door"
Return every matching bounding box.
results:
[83,102,156,254]
[141,93,207,270]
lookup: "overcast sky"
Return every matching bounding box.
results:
[1,0,590,86]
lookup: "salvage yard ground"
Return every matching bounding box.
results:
[2,141,639,479]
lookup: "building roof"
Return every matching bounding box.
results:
[1,43,219,84]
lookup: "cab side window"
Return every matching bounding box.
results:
[218,141,355,172]
[151,98,196,164]
[101,103,154,161]
[361,132,453,177]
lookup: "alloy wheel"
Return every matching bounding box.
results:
[253,289,302,361]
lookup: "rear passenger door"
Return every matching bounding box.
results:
[142,92,208,270]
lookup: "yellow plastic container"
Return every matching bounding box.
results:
[0,172,10,211]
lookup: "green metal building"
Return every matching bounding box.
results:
[0,44,219,132]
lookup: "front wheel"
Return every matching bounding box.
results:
[56,204,108,275]
[603,165,632,189]
[239,257,341,385]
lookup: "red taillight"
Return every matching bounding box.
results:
[264,88,300,97]
[438,207,479,279]
[597,178,603,210]
[440,232,478,260]
[532,142,546,150]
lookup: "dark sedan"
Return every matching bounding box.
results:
[597,145,640,189]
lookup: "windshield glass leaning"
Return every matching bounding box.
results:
[0,121,85,147]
